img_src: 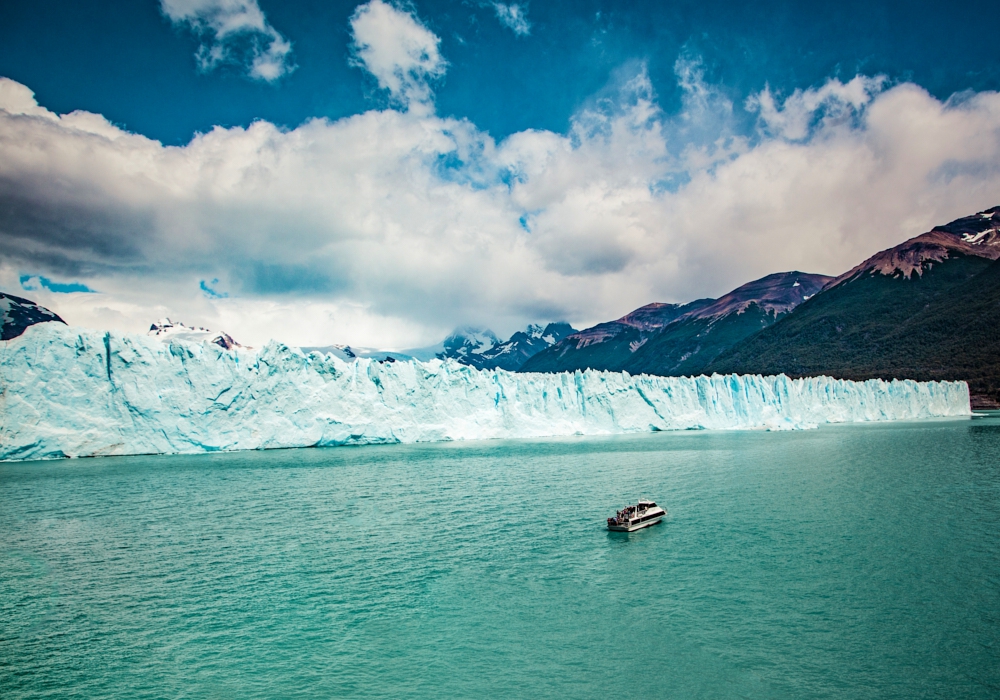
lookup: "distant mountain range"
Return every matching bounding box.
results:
[298,343,409,363]
[300,328,503,364]
[521,272,830,375]
[301,322,577,370]
[438,323,576,371]
[523,206,1000,407]
[1,300,575,371]
[518,300,711,373]
[4,207,998,404]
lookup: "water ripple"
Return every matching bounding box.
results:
[2,419,999,698]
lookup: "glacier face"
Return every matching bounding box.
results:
[1,323,972,462]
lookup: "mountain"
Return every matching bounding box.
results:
[298,344,414,362]
[706,207,1000,402]
[519,300,714,373]
[0,292,65,340]
[429,323,578,371]
[302,323,577,370]
[621,272,833,376]
[472,322,576,371]
[436,326,502,367]
[148,318,242,350]
[520,271,830,375]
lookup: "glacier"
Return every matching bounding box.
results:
[1,323,972,462]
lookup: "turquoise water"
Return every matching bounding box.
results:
[2,416,1000,698]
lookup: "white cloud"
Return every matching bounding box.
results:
[349,0,446,113]
[0,80,57,121]
[0,259,429,350]
[160,0,294,81]
[492,3,531,36]
[747,75,887,141]
[2,51,1000,349]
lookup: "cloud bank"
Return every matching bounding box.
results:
[161,0,294,81]
[2,3,1000,349]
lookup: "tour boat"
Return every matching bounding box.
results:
[607,499,666,532]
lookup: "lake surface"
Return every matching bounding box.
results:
[2,415,999,698]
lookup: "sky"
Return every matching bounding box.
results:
[1,0,999,349]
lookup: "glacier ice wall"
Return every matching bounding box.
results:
[1,324,971,461]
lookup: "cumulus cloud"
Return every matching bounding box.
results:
[2,39,1000,349]
[161,0,294,81]
[350,0,446,112]
[491,3,531,36]
[747,75,887,141]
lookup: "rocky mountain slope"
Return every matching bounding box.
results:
[520,300,713,373]
[521,272,829,375]
[706,207,1000,401]
[622,272,832,376]
[469,322,576,371]
[303,323,577,370]
[0,292,65,340]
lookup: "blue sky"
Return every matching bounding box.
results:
[4,0,998,145]
[1,0,999,347]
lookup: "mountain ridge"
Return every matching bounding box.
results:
[6,207,997,402]
[825,207,1000,290]
[521,272,830,375]
[302,322,577,371]
[520,300,714,373]
[621,272,832,377]
[706,206,1000,402]
[0,292,65,341]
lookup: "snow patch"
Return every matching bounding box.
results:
[149,318,241,350]
[962,229,995,245]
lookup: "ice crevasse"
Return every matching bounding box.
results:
[0,323,972,461]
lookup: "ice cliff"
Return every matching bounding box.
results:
[1,323,971,461]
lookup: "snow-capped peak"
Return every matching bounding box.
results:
[147,318,242,350]
[149,318,210,335]
[428,322,577,371]
[441,327,501,358]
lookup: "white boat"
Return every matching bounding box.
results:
[607,499,666,532]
